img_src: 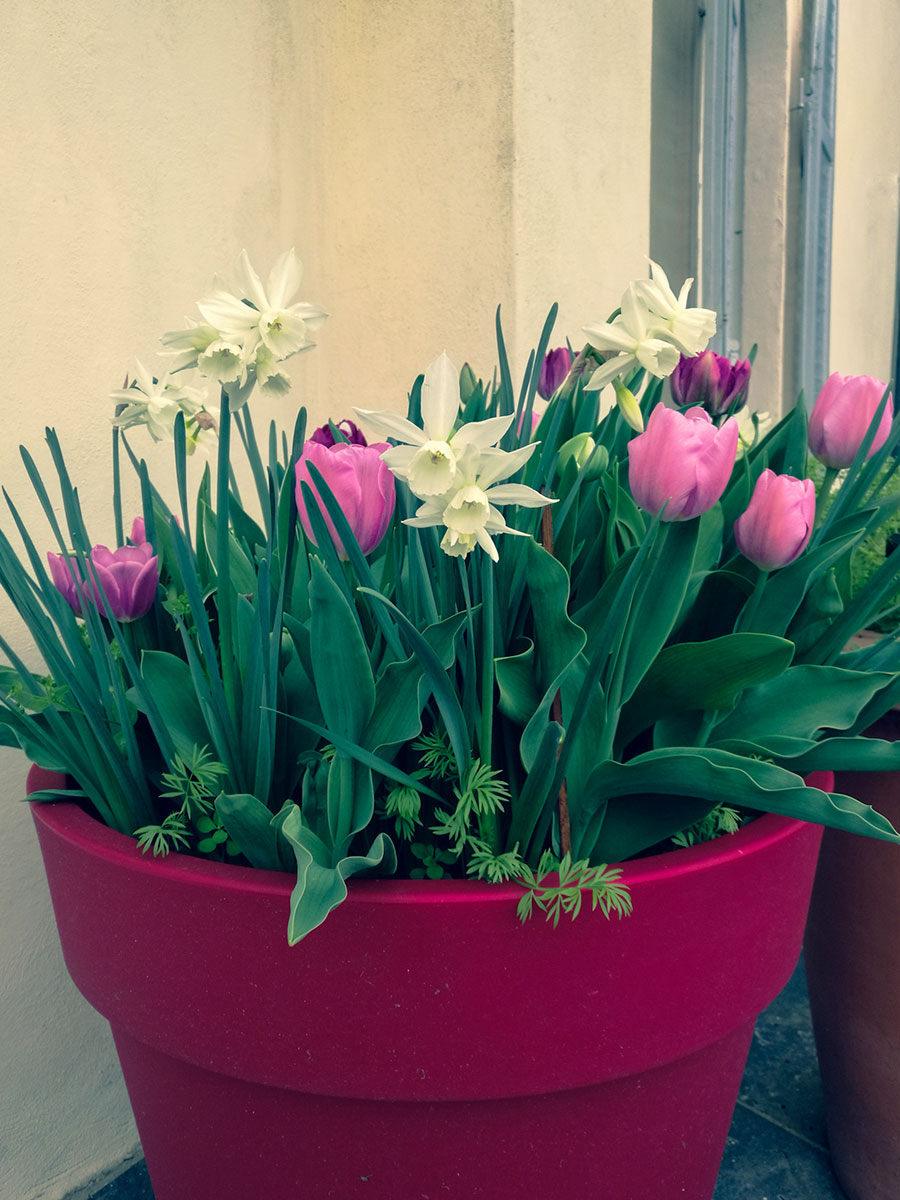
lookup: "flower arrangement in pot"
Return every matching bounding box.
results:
[9,251,900,1200]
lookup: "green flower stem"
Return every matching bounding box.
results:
[541,503,571,857]
[478,551,500,850]
[111,428,124,548]
[814,466,840,534]
[736,567,770,633]
[216,388,237,720]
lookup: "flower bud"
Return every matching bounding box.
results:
[558,433,608,481]
[734,469,815,570]
[48,542,160,622]
[538,347,573,400]
[670,350,751,416]
[612,378,644,432]
[309,419,367,448]
[808,372,893,468]
[295,438,395,559]
[459,363,479,405]
[627,405,738,521]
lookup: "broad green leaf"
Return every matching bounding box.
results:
[617,633,795,747]
[216,792,287,871]
[505,721,562,860]
[578,746,900,862]
[137,652,210,762]
[713,666,895,741]
[283,805,396,944]
[309,559,375,740]
[524,540,585,691]
[494,638,540,726]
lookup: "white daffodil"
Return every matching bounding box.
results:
[355,352,514,498]
[111,362,209,444]
[160,249,326,408]
[404,442,553,561]
[583,283,681,392]
[631,260,717,356]
[197,249,327,361]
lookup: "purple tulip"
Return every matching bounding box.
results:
[808,372,893,468]
[295,438,396,558]
[130,516,146,544]
[670,350,751,416]
[628,404,739,521]
[538,347,573,400]
[309,419,368,448]
[48,542,160,621]
[734,469,816,570]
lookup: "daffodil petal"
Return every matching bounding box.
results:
[421,352,461,441]
[354,408,427,446]
[452,413,514,450]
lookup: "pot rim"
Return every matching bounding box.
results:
[28,764,812,906]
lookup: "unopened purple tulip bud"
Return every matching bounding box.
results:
[295,439,395,559]
[538,347,573,400]
[628,404,739,521]
[129,516,146,544]
[734,469,815,570]
[670,350,751,416]
[808,372,893,468]
[309,419,368,448]
[48,542,159,621]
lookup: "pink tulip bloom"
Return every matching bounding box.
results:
[627,404,739,521]
[734,469,815,570]
[670,350,751,416]
[130,516,146,544]
[808,372,893,468]
[295,438,396,559]
[48,542,160,621]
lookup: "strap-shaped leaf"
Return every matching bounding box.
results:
[309,559,375,741]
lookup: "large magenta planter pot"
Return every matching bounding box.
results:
[29,765,826,1200]
[805,715,900,1200]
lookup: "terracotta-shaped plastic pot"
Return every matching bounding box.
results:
[30,766,826,1200]
[805,715,900,1200]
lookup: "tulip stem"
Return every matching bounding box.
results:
[540,503,572,857]
[814,467,840,536]
[737,568,770,633]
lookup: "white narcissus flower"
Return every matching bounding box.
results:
[582,260,717,394]
[404,443,554,562]
[632,260,717,357]
[583,283,681,392]
[111,362,210,444]
[355,352,514,498]
[160,249,326,408]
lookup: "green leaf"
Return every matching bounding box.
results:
[494,638,540,726]
[309,559,375,740]
[282,805,396,944]
[617,633,795,747]
[201,500,259,595]
[578,747,900,863]
[137,651,210,761]
[524,540,586,692]
[713,665,895,741]
[215,792,287,871]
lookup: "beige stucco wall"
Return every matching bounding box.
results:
[829,0,900,383]
[0,2,653,1197]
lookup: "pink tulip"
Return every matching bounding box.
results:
[48,542,160,621]
[627,404,739,521]
[734,469,815,570]
[670,350,751,416]
[808,372,893,468]
[295,438,395,558]
[538,347,573,400]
